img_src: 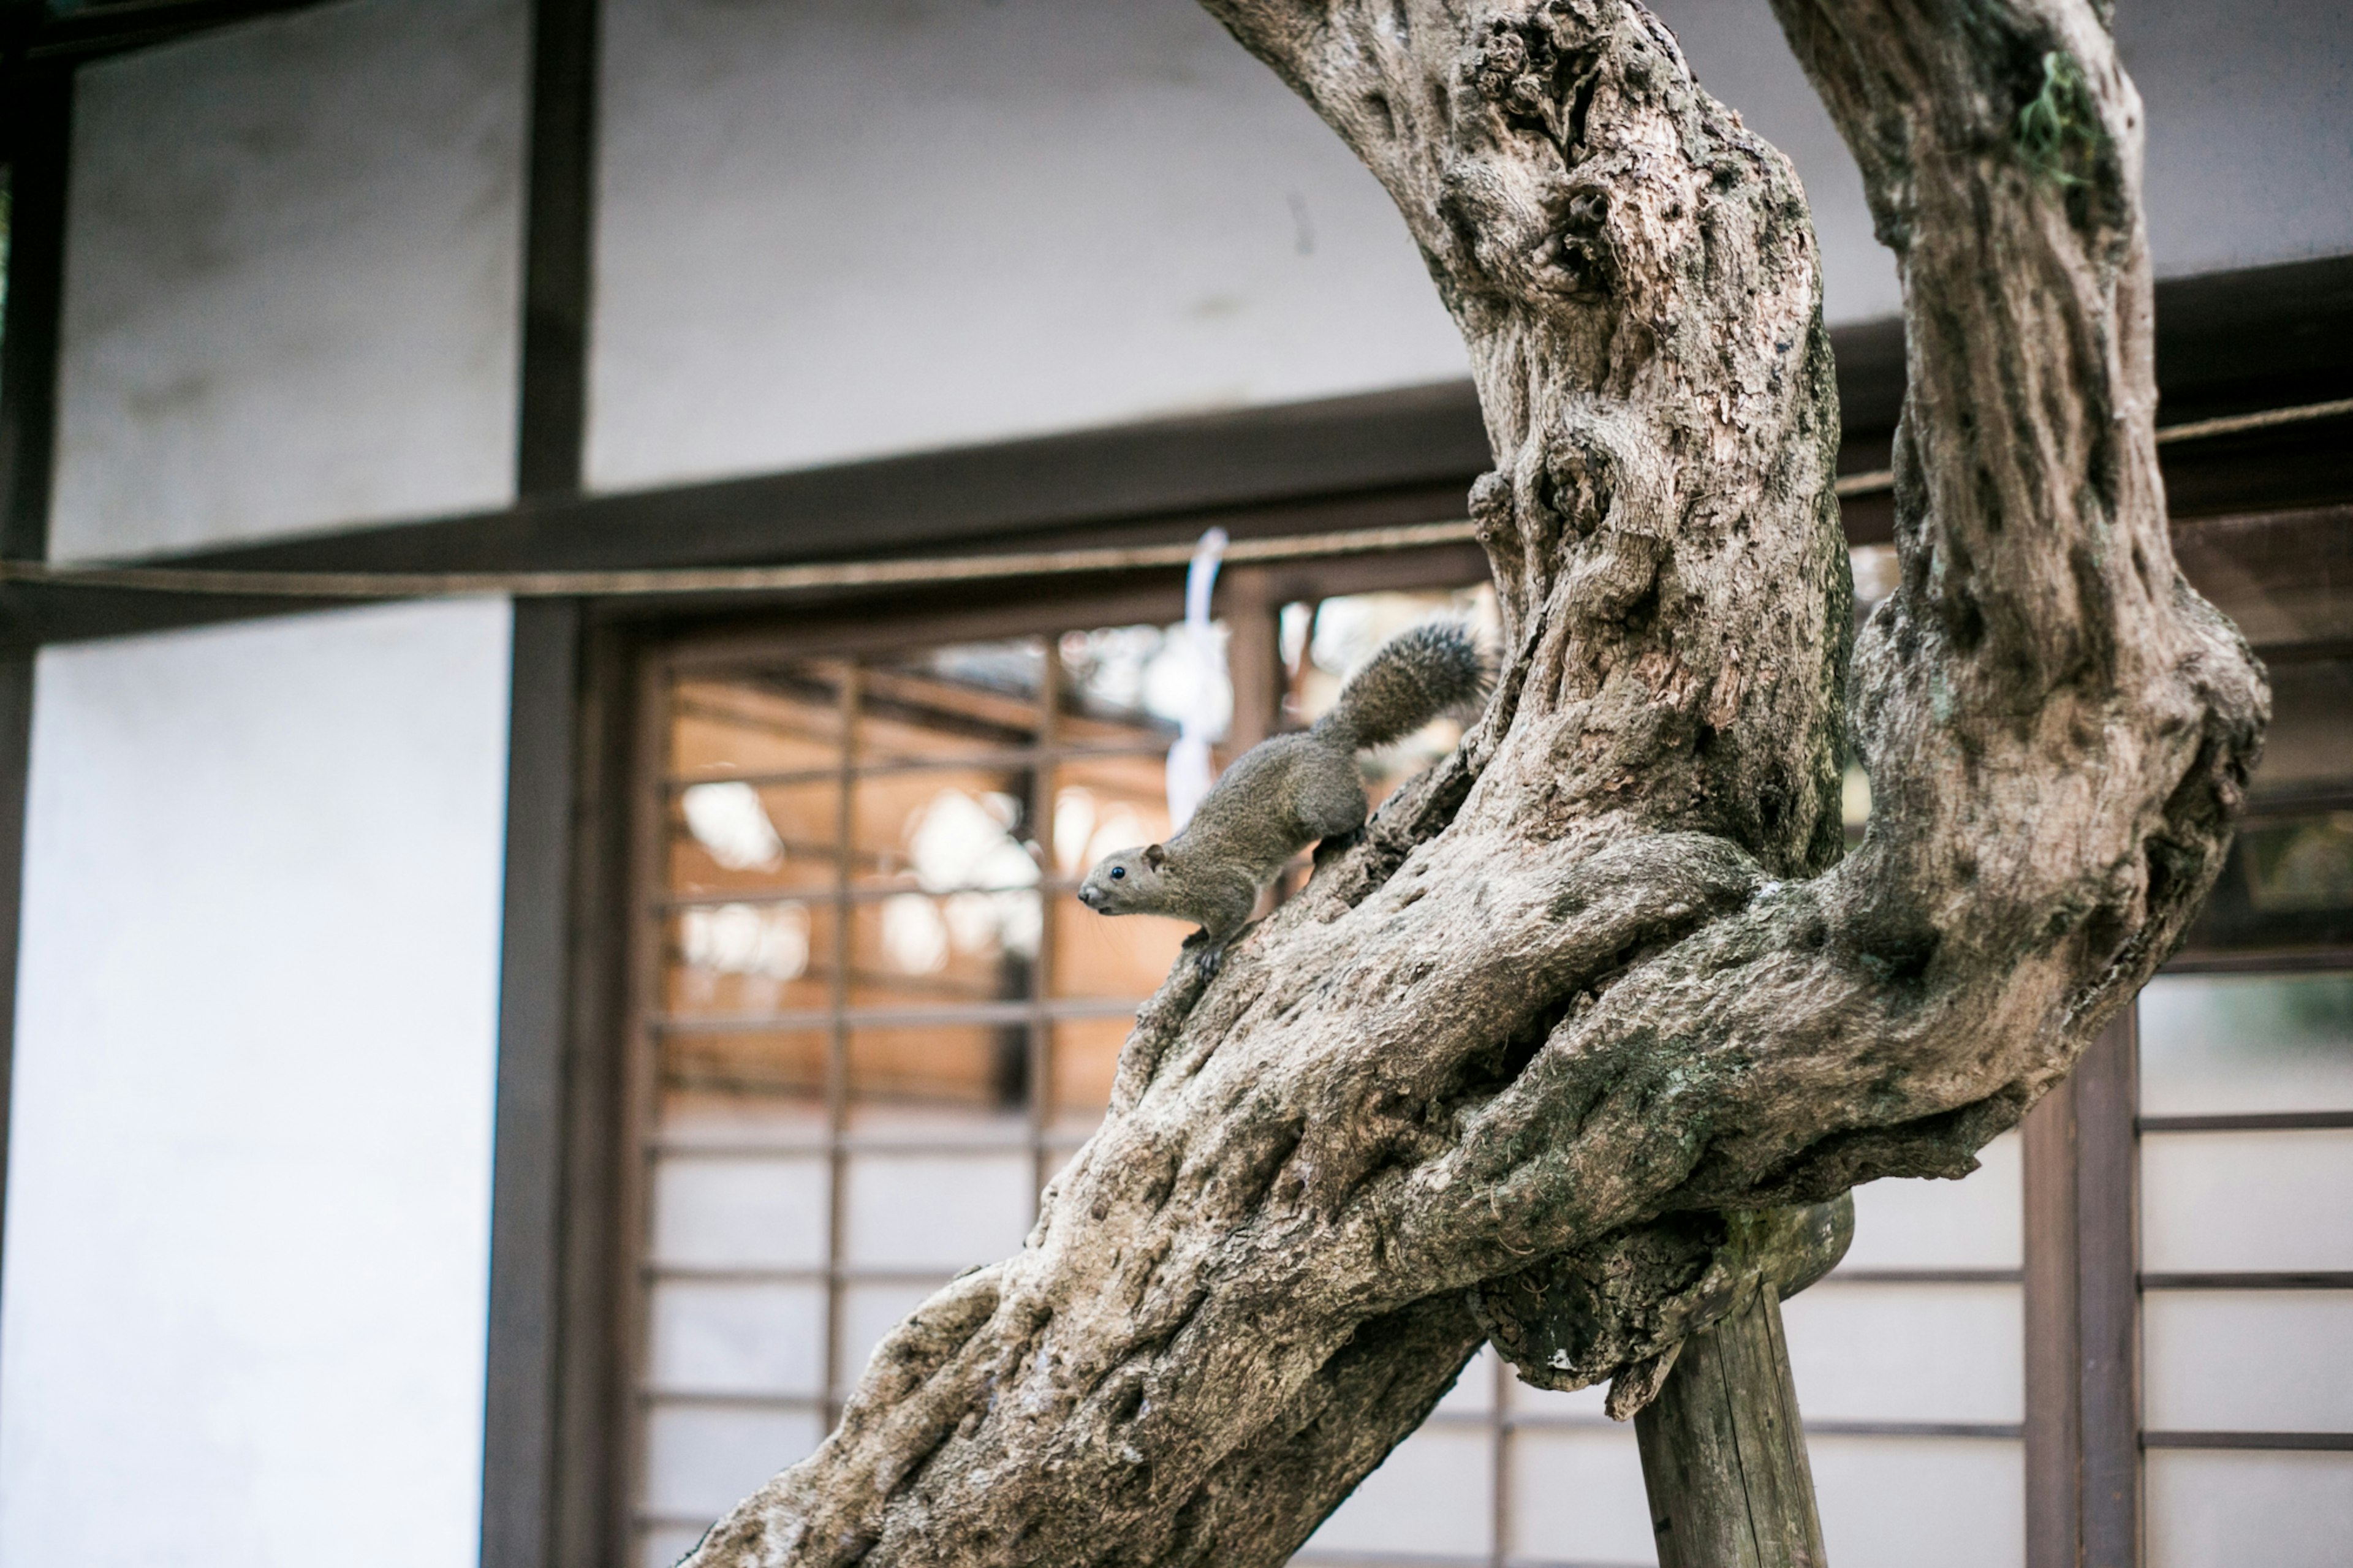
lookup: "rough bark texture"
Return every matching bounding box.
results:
[684,2,2265,1564]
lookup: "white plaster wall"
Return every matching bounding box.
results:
[592,0,2351,492]
[1646,0,2353,322]
[0,597,513,1568]
[586,0,1471,493]
[50,0,528,561]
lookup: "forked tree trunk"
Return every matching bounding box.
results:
[685,2,2267,1564]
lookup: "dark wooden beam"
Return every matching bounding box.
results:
[1,66,72,561]
[0,61,70,1319]
[483,0,605,1559]
[0,256,2346,647]
[10,0,336,63]
[0,655,35,1287]
[515,0,598,499]
[481,599,586,1568]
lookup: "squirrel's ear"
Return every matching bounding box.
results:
[1143,843,1167,869]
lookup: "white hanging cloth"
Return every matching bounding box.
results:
[1165,528,1229,831]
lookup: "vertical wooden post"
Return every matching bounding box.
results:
[1634,1282,1829,1568]
[2024,1010,2142,1568]
[1221,565,1284,751]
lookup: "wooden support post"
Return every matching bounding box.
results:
[1635,1281,1830,1568]
[1221,565,1284,751]
[2023,1009,2142,1568]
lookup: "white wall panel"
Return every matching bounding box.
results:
[588,0,1470,491]
[2148,1450,2353,1568]
[52,0,527,559]
[593,0,2351,494]
[1647,0,2352,324]
[0,598,513,1568]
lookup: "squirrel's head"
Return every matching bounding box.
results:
[1077,842,1169,917]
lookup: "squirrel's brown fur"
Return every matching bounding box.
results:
[1077,622,1488,942]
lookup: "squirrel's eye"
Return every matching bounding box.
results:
[1109,866,1126,880]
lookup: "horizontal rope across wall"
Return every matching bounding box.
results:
[0,521,1488,601]
[1828,393,2353,499]
[6,396,2346,600]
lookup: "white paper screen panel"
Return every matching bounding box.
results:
[651,1155,830,1268]
[2146,1450,2353,1568]
[1807,1437,2024,1568]
[1303,1425,1496,1561]
[2141,1130,2353,1273]
[1782,1283,2024,1425]
[2144,1293,2353,1433]
[840,1154,1035,1270]
[640,1405,826,1520]
[648,1282,827,1399]
[1841,1132,2023,1270]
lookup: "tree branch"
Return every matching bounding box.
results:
[681,3,2264,1563]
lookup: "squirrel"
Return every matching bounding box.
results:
[1077,621,1489,945]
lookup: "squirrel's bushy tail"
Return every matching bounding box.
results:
[1312,621,1490,752]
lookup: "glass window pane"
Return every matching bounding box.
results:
[670,780,840,899]
[861,641,1045,763]
[640,1403,824,1519]
[841,1153,1032,1269]
[667,903,830,1020]
[670,671,844,779]
[1049,752,1175,874]
[2147,1450,2353,1568]
[847,1025,1031,1121]
[1056,624,1211,745]
[1302,1423,1493,1560]
[852,891,1040,1002]
[657,1086,825,1148]
[2140,973,2353,1116]
[836,1279,949,1395]
[853,770,1040,894]
[1506,1426,1654,1566]
[1054,893,1189,1001]
[663,1028,830,1105]
[1048,1017,1130,1135]
[1809,1436,2023,1568]
[2145,1291,2353,1432]
[2142,1130,2353,1272]
[1782,1282,2021,1424]
[648,1281,824,1397]
[650,1154,828,1270]
[2180,809,2353,953]
[1841,1131,2021,1270]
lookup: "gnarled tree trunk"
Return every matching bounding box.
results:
[686,2,2267,1563]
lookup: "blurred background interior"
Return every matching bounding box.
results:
[0,2,2345,1567]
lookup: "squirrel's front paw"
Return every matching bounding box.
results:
[1182,931,1227,981]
